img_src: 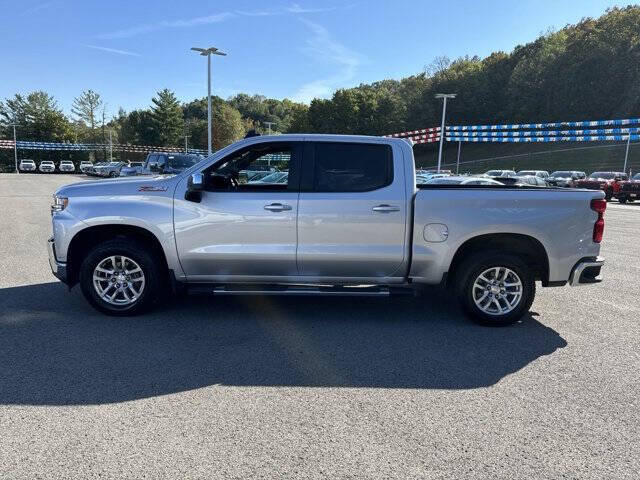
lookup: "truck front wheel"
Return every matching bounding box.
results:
[455,252,535,326]
[79,239,163,316]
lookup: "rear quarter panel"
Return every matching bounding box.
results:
[410,188,604,284]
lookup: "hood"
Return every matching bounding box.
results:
[55,174,179,198]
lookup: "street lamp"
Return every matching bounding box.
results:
[263,121,276,135]
[435,93,456,172]
[191,46,227,156]
[6,123,20,174]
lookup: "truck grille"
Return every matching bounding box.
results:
[620,182,640,193]
[579,181,605,190]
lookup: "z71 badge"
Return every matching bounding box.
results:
[138,185,168,192]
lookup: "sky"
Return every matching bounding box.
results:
[0,0,631,117]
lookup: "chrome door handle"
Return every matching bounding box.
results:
[264,203,292,211]
[372,204,400,213]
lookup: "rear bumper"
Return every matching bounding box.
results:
[48,237,68,284]
[569,256,604,286]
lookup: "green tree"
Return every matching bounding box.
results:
[150,88,183,146]
[0,91,72,142]
[71,89,102,141]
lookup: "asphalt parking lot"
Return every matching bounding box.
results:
[0,173,638,479]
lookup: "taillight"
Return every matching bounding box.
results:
[591,198,606,243]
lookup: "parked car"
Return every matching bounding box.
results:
[574,171,629,201]
[59,161,76,173]
[617,173,640,204]
[516,170,549,179]
[425,176,504,186]
[119,162,145,177]
[79,161,94,173]
[251,171,289,184]
[18,159,36,172]
[513,174,548,187]
[49,134,605,326]
[484,169,516,177]
[94,161,127,177]
[84,162,107,176]
[416,173,450,184]
[547,171,586,187]
[144,153,202,175]
[39,161,56,173]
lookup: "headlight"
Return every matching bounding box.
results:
[51,195,68,214]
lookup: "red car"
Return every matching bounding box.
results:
[574,171,629,201]
[617,172,640,204]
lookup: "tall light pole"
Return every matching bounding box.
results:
[435,93,456,172]
[7,123,20,174]
[263,121,276,135]
[191,46,227,156]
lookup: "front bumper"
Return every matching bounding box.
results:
[569,256,604,286]
[48,237,68,283]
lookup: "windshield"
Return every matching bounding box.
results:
[130,162,143,167]
[633,173,640,180]
[517,171,536,175]
[589,172,616,179]
[252,171,288,184]
[166,155,201,170]
[550,171,574,177]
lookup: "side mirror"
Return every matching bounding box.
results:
[185,173,204,202]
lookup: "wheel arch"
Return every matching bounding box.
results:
[66,224,169,287]
[446,233,550,287]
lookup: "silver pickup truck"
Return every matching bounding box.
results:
[48,134,606,326]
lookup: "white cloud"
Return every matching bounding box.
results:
[84,44,141,57]
[95,12,235,40]
[291,19,363,103]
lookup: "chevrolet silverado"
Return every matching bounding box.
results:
[48,134,606,326]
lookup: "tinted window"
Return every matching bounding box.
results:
[146,155,159,169]
[313,143,392,192]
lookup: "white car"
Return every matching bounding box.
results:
[59,161,76,173]
[39,161,56,173]
[19,159,36,172]
[79,161,94,173]
[426,176,504,186]
[484,169,516,177]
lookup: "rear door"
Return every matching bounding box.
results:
[297,140,407,278]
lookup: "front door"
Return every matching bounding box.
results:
[174,142,301,280]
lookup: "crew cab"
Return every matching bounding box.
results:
[617,173,640,203]
[48,135,606,326]
[575,171,628,200]
[39,160,55,173]
[18,159,36,172]
[79,161,93,173]
[59,160,76,173]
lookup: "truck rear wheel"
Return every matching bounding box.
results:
[455,252,535,326]
[79,239,163,316]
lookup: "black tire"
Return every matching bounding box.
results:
[604,190,612,201]
[619,196,627,204]
[109,171,118,177]
[79,238,164,316]
[455,251,536,327]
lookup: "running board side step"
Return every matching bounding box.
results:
[186,284,416,297]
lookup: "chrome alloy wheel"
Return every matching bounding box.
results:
[472,266,523,316]
[93,255,146,306]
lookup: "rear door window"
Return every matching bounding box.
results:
[310,143,393,192]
